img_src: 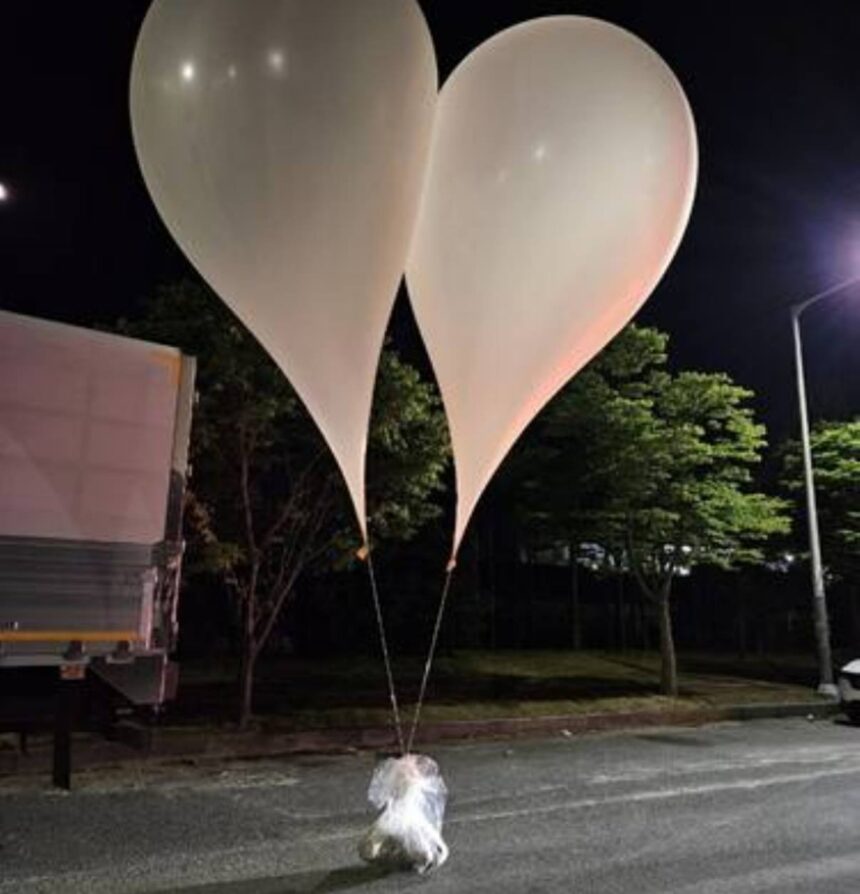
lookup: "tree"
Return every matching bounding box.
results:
[118,280,450,727]
[505,326,670,649]
[515,325,789,695]
[780,419,860,582]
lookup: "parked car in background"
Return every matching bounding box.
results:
[838,659,860,723]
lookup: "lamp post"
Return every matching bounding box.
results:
[790,276,860,698]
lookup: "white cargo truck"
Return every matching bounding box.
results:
[0,309,195,770]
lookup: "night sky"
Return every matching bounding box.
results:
[1,2,858,442]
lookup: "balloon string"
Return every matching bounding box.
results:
[364,547,406,756]
[407,563,456,754]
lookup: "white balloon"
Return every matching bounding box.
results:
[130,0,437,542]
[406,17,698,558]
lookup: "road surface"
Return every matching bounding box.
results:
[2,717,860,893]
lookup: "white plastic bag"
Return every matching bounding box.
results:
[358,754,449,873]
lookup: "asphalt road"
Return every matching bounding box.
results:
[2,717,860,893]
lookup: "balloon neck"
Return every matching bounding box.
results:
[356,543,370,562]
[446,556,457,573]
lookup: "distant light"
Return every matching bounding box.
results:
[268,49,285,73]
[180,61,195,83]
[0,183,8,202]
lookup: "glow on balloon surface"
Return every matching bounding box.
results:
[406,17,698,558]
[130,0,437,543]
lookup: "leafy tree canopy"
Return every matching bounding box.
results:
[510,324,788,696]
[780,418,860,581]
[116,279,450,724]
[517,324,788,590]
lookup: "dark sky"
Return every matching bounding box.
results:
[1,2,858,441]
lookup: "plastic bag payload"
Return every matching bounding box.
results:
[358,754,449,873]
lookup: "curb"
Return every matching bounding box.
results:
[0,699,841,778]
[723,700,839,721]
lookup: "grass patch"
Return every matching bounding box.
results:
[171,649,818,731]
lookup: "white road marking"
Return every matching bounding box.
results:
[455,761,860,824]
[0,771,301,797]
[586,745,860,785]
[5,747,860,892]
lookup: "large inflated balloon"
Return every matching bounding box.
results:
[406,17,697,558]
[131,0,436,542]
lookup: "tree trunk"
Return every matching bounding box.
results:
[488,524,497,650]
[657,582,678,697]
[526,548,536,648]
[238,640,255,730]
[851,584,860,646]
[692,573,703,649]
[237,571,258,730]
[617,574,627,651]
[640,599,651,650]
[569,544,582,650]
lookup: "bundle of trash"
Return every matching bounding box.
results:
[358,753,449,873]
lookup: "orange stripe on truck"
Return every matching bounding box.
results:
[149,349,182,385]
[0,630,139,643]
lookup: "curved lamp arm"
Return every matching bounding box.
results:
[791,275,860,318]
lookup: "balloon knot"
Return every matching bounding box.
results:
[446,557,457,573]
[356,544,370,561]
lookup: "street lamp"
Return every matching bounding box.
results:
[790,275,860,698]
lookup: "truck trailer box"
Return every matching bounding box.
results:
[0,309,195,705]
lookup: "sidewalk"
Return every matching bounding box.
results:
[0,650,843,780]
[0,695,840,780]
